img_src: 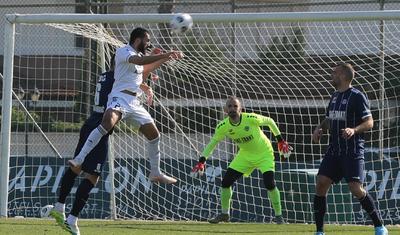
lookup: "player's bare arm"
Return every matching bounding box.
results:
[341,116,373,139]
[139,83,154,106]
[128,51,183,65]
[312,118,330,143]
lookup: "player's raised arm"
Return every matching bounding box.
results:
[129,50,183,66]
[251,113,293,160]
[126,27,184,66]
[142,51,183,76]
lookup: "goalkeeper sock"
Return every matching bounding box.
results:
[359,193,383,227]
[70,178,94,217]
[314,195,326,232]
[221,187,232,215]
[148,137,161,175]
[58,168,78,204]
[75,125,108,163]
[267,187,282,216]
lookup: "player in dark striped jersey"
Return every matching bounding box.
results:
[312,63,388,235]
[49,55,116,235]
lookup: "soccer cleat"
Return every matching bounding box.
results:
[375,225,388,235]
[149,172,177,184]
[315,232,325,235]
[208,213,230,224]
[64,220,81,235]
[273,215,285,224]
[49,207,66,228]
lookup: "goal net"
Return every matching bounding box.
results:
[1,12,399,224]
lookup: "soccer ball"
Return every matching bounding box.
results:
[40,204,54,218]
[170,13,193,34]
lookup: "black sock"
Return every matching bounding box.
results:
[359,193,382,227]
[58,168,78,203]
[70,178,94,217]
[314,195,326,232]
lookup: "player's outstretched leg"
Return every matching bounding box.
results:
[68,125,108,167]
[147,136,177,184]
[51,167,78,229]
[140,123,177,184]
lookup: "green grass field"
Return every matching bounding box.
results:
[0,218,399,235]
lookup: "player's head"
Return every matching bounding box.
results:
[129,27,151,54]
[224,96,242,120]
[331,63,355,88]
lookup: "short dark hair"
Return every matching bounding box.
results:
[129,27,149,44]
[336,63,355,81]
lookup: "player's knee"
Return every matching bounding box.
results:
[85,174,100,186]
[102,109,120,131]
[315,175,331,196]
[141,123,160,141]
[315,182,329,196]
[70,166,81,175]
[264,181,276,191]
[221,178,234,188]
[262,171,276,190]
[148,135,160,145]
[348,181,365,198]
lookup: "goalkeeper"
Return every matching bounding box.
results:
[192,96,292,224]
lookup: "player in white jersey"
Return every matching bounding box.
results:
[69,27,183,184]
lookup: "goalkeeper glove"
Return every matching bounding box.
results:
[278,140,293,160]
[191,156,206,177]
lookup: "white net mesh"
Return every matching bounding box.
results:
[4,15,400,224]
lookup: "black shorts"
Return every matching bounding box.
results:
[317,150,365,184]
[73,113,109,176]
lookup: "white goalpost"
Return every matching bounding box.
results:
[1,11,399,224]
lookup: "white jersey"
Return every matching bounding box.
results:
[111,44,144,97]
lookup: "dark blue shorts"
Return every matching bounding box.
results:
[73,113,109,176]
[317,150,365,184]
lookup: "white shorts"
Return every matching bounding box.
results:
[107,92,154,127]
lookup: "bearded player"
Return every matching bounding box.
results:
[192,96,293,224]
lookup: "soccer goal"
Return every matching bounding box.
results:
[1,11,399,224]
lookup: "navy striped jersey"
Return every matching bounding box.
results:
[326,87,371,157]
[93,71,115,113]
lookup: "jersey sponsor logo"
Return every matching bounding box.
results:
[332,96,337,104]
[342,99,347,104]
[233,134,254,144]
[244,126,250,131]
[328,110,346,120]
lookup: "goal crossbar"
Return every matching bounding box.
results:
[5,10,400,24]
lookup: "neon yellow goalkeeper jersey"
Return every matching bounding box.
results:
[202,112,281,158]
